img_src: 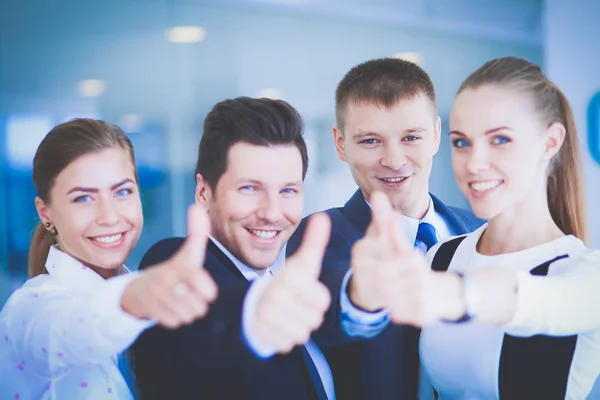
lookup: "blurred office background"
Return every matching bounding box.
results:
[1,0,599,306]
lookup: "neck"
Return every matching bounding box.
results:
[478,189,564,256]
[365,189,430,220]
[253,267,269,276]
[90,265,119,280]
[56,244,118,280]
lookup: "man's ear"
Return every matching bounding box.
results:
[333,125,348,162]
[433,116,442,155]
[195,173,213,207]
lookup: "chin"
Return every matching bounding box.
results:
[470,205,500,221]
[92,253,129,269]
[245,253,280,270]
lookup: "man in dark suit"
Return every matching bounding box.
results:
[132,97,343,400]
[288,58,484,399]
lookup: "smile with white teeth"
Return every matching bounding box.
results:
[381,177,407,183]
[470,180,502,193]
[248,229,278,239]
[92,233,123,244]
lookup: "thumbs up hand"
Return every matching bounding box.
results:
[348,192,429,319]
[250,213,332,353]
[121,204,219,329]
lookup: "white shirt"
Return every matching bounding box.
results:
[0,246,153,400]
[208,237,336,400]
[509,249,600,336]
[420,225,600,400]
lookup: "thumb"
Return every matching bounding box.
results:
[365,191,394,240]
[177,204,210,268]
[288,213,331,279]
[388,208,412,256]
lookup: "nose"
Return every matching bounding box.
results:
[465,143,490,174]
[255,192,283,223]
[380,143,407,171]
[96,197,120,226]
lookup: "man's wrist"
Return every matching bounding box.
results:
[348,276,382,313]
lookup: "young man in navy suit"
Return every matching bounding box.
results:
[288,58,484,399]
[132,97,342,400]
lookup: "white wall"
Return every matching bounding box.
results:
[545,0,600,248]
[545,4,600,397]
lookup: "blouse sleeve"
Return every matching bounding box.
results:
[506,250,600,336]
[0,273,154,373]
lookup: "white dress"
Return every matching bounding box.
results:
[0,246,153,399]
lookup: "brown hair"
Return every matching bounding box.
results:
[335,57,437,129]
[458,56,587,242]
[195,97,308,191]
[29,118,137,278]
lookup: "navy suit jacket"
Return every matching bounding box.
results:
[132,238,339,400]
[288,189,485,400]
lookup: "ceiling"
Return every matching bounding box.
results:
[169,0,544,44]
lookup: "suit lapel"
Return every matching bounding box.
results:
[206,240,249,283]
[431,193,470,235]
[341,189,371,235]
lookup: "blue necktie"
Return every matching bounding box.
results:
[414,222,439,253]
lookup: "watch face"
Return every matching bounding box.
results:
[588,91,600,165]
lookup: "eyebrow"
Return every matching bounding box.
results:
[352,127,426,140]
[66,178,135,195]
[235,179,303,187]
[449,126,513,136]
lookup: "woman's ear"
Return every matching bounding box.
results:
[544,121,567,160]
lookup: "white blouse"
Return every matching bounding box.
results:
[420,225,600,400]
[0,246,153,400]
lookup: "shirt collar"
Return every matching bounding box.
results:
[208,235,286,281]
[364,195,439,244]
[45,245,130,291]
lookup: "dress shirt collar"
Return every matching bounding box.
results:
[45,245,130,292]
[208,235,286,281]
[365,195,441,243]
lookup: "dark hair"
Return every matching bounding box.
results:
[195,97,308,191]
[335,57,437,128]
[29,118,137,278]
[458,56,587,243]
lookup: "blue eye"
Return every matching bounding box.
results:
[74,195,91,203]
[403,135,420,142]
[281,188,297,197]
[116,188,132,197]
[240,185,256,192]
[452,139,470,148]
[360,139,378,145]
[492,136,511,145]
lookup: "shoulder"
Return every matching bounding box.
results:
[427,233,470,262]
[427,226,486,269]
[288,207,355,255]
[139,237,186,270]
